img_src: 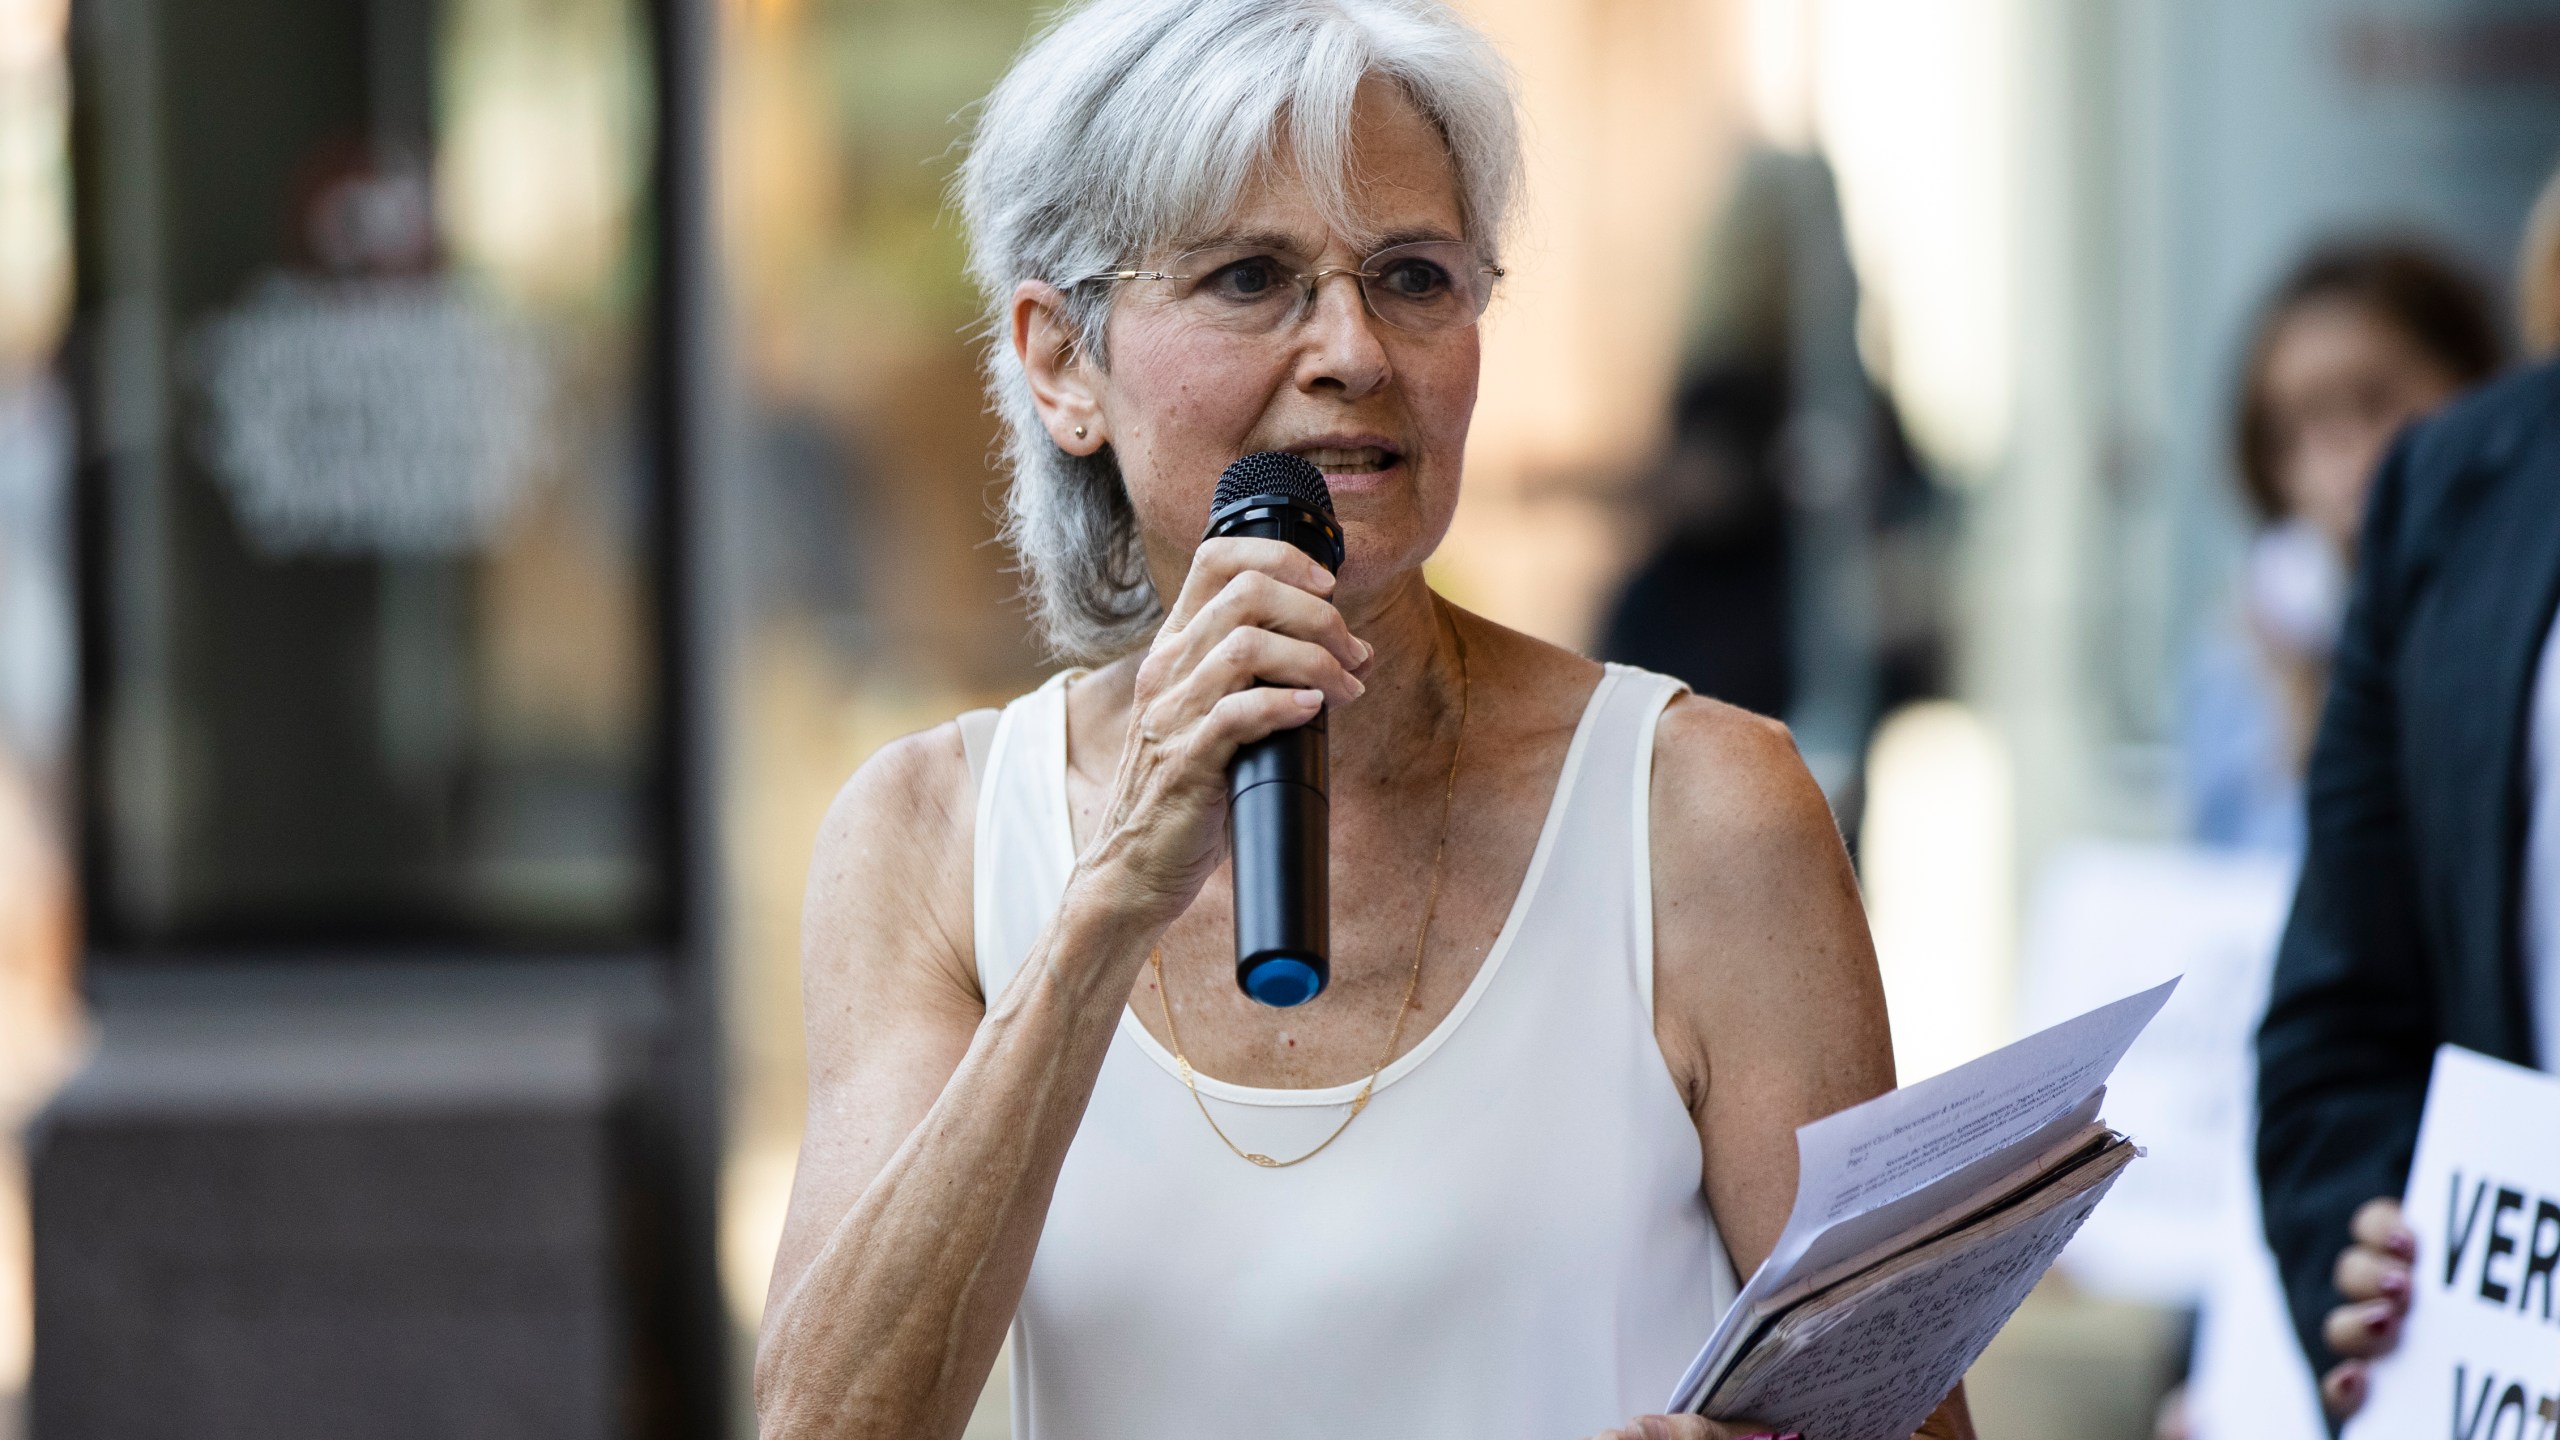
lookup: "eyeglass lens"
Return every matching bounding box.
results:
[1158,242,1495,334]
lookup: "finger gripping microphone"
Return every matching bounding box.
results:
[1205,452,1345,1008]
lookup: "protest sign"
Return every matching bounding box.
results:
[2346,1047,2560,1440]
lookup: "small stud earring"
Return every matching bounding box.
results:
[1074,424,1088,440]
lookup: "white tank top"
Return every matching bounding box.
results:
[973,662,1737,1440]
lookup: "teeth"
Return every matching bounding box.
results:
[1299,446,1393,473]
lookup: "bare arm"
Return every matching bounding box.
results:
[1592,698,1972,1440]
[752,723,1144,1439]
[751,537,1366,1440]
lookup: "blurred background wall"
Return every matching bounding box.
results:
[5,0,2560,1436]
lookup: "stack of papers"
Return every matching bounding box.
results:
[1669,980,2176,1439]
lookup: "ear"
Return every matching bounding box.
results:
[1011,280,1107,456]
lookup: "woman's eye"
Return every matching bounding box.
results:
[1204,259,1288,301]
[1379,259,1452,299]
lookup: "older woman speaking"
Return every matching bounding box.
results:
[754,3,1966,1438]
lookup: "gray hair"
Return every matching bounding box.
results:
[956,0,1522,662]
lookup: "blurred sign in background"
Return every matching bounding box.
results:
[4,0,2560,1437]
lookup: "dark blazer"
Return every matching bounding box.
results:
[2258,358,2560,1378]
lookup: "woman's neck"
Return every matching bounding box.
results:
[1326,570,1467,790]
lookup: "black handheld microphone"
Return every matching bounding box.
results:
[1204,452,1344,1008]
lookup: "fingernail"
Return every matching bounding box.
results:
[1355,637,1374,662]
[2388,1226,2418,1258]
[2378,1266,2410,1299]
[2365,1301,2397,1334]
[1295,689,1323,707]
[2340,1362,2368,1397]
[1347,674,1366,698]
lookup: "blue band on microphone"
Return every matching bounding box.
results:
[1240,956,1323,1008]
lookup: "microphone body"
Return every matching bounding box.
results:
[1204,453,1343,1008]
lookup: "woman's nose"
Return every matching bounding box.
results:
[1292,273,1391,398]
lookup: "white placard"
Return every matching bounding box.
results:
[2345,1047,2560,1440]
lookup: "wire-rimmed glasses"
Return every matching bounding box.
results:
[1072,241,1504,335]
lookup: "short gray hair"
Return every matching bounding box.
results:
[957,0,1522,662]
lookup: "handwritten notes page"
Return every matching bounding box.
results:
[1667,980,2175,1424]
[1710,1138,2133,1440]
[2344,1047,2560,1440]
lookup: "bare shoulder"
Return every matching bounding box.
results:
[1647,691,1892,1109]
[802,718,981,1040]
[1648,692,1843,863]
[811,719,973,874]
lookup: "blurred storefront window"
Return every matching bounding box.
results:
[79,0,669,953]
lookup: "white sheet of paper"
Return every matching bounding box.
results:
[2344,1047,2560,1440]
[1667,978,2178,1412]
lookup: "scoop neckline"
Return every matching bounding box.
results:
[1047,666,1619,1109]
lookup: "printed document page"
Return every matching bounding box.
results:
[1669,979,2177,1414]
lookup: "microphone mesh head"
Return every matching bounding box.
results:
[1213,451,1334,516]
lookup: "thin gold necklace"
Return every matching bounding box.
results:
[1150,598,1471,1168]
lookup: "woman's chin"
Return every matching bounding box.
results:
[1331,539,1443,609]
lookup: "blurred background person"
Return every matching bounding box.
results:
[1599,144,1947,848]
[2184,240,2501,855]
[2141,236,2500,1440]
[2518,163,2560,364]
[1600,144,1943,731]
[2255,285,2560,1426]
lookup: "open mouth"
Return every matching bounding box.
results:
[1294,446,1400,476]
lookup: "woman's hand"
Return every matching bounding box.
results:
[2320,1196,2416,1418]
[1073,535,1369,925]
